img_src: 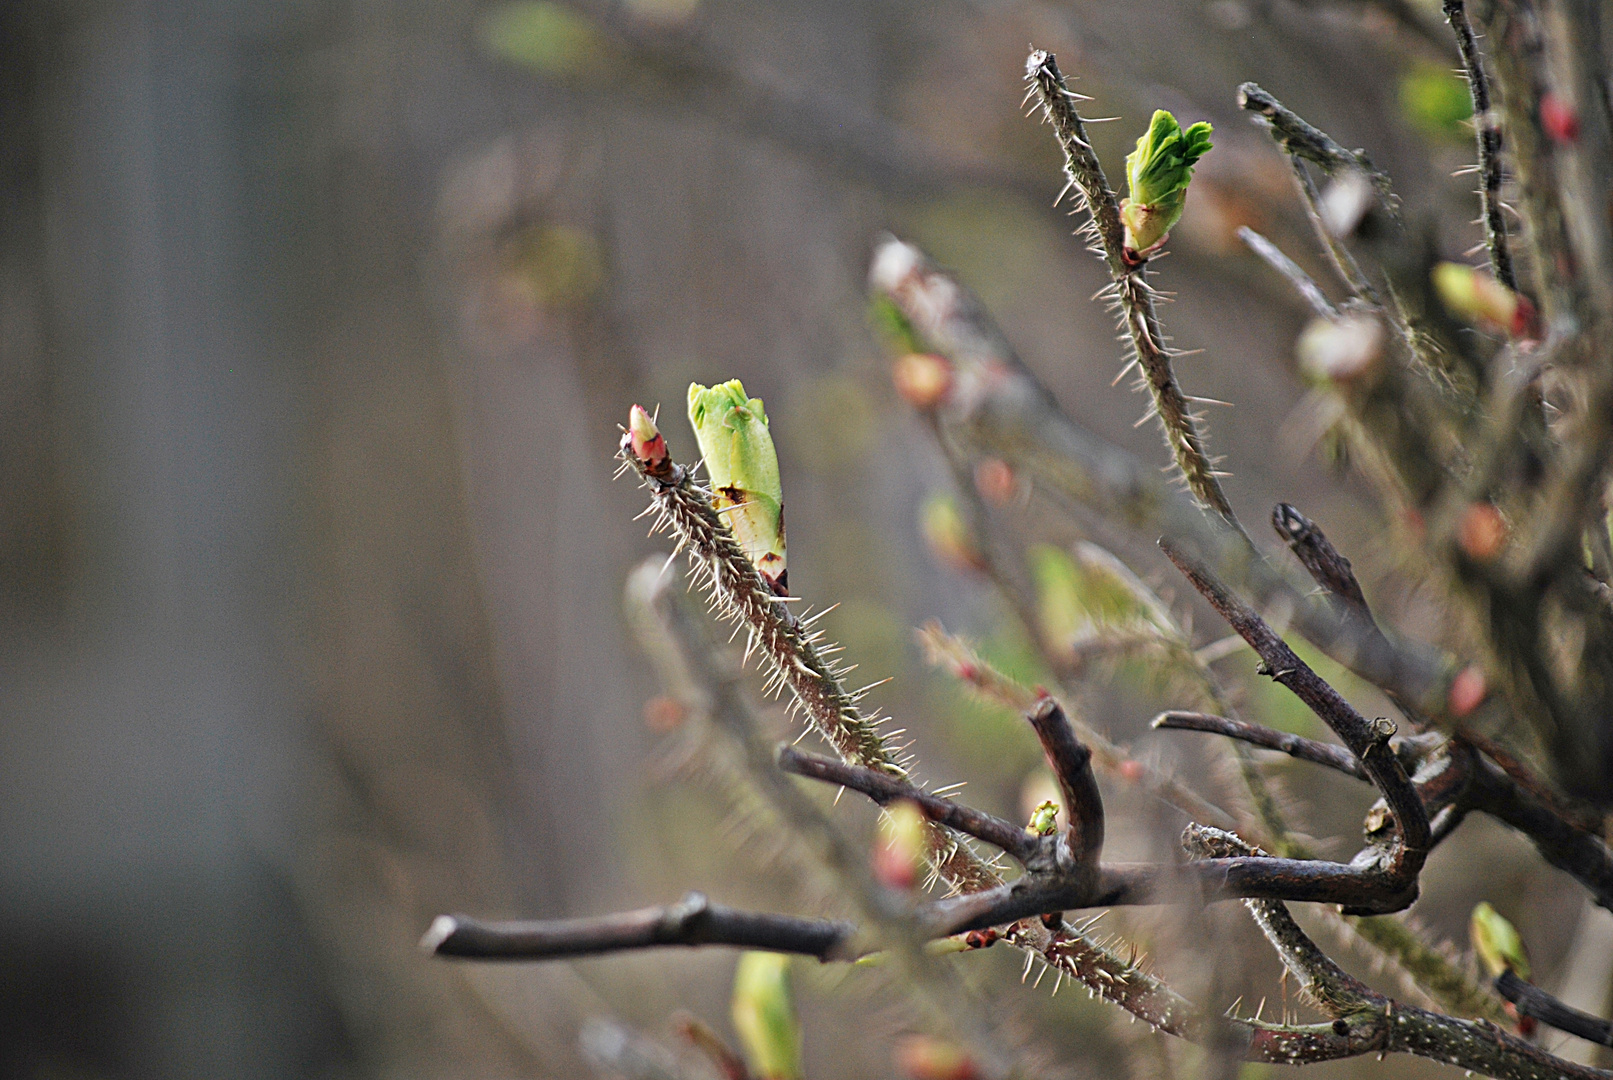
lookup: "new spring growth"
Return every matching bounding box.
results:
[622,404,667,468]
[1471,902,1531,981]
[1121,109,1213,259]
[731,952,803,1080]
[1432,262,1541,340]
[1026,799,1060,837]
[920,493,985,573]
[687,380,788,595]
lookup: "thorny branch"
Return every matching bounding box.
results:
[1444,0,1515,289]
[1024,51,1243,533]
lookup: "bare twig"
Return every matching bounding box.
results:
[1024,50,1243,532]
[1159,538,1432,894]
[1154,710,1367,780]
[1236,83,1396,207]
[1270,503,1373,621]
[1495,969,1613,1046]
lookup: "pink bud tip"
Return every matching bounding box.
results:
[1449,665,1488,718]
[624,404,668,465]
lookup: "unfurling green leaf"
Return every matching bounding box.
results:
[731,952,803,1080]
[1120,110,1213,255]
[1471,901,1530,980]
[1026,799,1060,836]
[688,380,788,594]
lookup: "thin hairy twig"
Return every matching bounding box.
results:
[1024,50,1243,532]
[1236,84,1396,207]
[1444,0,1515,290]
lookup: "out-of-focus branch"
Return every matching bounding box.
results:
[1024,50,1242,532]
[869,238,1453,720]
[423,893,855,961]
[1237,226,1337,318]
[1444,0,1515,290]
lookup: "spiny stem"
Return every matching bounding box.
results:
[1024,49,1242,533]
[1444,0,1515,290]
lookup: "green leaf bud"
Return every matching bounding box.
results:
[1121,110,1213,256]
[688,380,787,594]
[1026,799,1060,836]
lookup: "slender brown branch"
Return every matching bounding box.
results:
[1495,969,1613,1046]
[776,745,1048,869]
[1159,537,1432,892]
[1237,226,1337,318]
[1024,49,1243,532]
[422,892,856,962]
[1025,697,1105,869]
[1237,83,1396,207]
[1270,503,1373,621]
[1444,0,1515,289]
[1154,711,1367,780]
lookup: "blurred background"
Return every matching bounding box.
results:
[1,0,1608,1076]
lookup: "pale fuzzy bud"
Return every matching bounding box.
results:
[1432,262,1540,339]
[1297,313,1385,384]
[1457,502,1508,562]
[893,352,954,409]
[1448,664,1488,717]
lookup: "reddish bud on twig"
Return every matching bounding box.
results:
[1449,665,1488,718]
[894,1035,978,1080]
[1541,94,1580,143]
[973,458,1018,506]
[1458,502,1508,562]
[893,352,954,409]
[643,694,687,732]
[624,404,668,467]
[873,799,928,890]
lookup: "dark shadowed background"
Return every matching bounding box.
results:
[1,0,1607,1076]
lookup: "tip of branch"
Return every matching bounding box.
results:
[420,914,459,954]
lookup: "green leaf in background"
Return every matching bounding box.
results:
[1121,110,1213,254]
[477,1,606,77]
[1029,542,1172,650]
[688,380,788,594]
[731,951,803,1080]
[1470,901,1530,980]
[1399,60,1473,138]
